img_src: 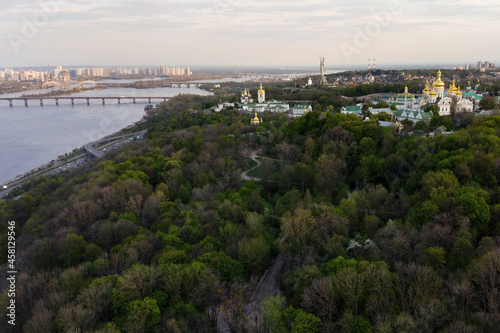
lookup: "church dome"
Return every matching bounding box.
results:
[258,83,265,94]
[448,79,458,93]
[429,89,437,96]
[433,70,445,88]
[398,85,414,100]
[423,81,431,93]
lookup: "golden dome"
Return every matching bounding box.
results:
[251,112,260,125]
[258,83,265,94]
[455,86,462,97]
[433,70,445,88]
[398,86,414,99]
[448,79,457,92]
[429,89,437,96]
[423,81,431,93]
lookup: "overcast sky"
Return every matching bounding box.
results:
[1,0,499,68]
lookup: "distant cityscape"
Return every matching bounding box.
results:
[0,65,192,82]
[461,61,495,71]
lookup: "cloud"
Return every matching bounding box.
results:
[1,0,499,67]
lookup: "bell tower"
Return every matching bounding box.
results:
[258,83,265,103]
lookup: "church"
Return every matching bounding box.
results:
[422,70,476,115]
[239,84,290,113]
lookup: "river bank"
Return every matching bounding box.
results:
[0,85,212,184]
[0,123,149,200]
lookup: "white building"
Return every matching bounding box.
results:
[292,104,313,118]
[423,70,477,115]
[396,86,416,109]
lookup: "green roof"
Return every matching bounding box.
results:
[393,109,433,119]
[463,92,482,100]
[344,105,362,111]
[444,92,482,100]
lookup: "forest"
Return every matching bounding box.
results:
[1,93,500,333]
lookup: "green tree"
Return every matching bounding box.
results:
[407,200,439,228]
[280,208,317,255]
[324,256,358,276]
[448,235,474,270]
[314,153,347,200]
[238,236,271,275]
[479,96,499,110]
[359,137,376,156]
[123,297,161,333]
[454,187,490,237]
[374,100,390,108]
[414,120,430,133]
[422,246,446,269]
[283,306,322,333]
[58,233,88,267]
[423,104,440,114]
[284,265,322,307]
[338,312,372,333]
[260,296,288,333]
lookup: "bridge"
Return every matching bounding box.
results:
[42,81,62,88]
[78,80,96,87]
[0,96,171,107]
[162,82,202,88]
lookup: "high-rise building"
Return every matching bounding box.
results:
[62,70,71,81]
[54,65,63,77]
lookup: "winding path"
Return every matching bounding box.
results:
[241,150,262,181]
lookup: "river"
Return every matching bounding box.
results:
[0,86,212,184]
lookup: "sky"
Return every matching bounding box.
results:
[1,0,499,69]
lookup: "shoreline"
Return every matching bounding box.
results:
[0,116,149,200]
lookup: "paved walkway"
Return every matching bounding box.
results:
[241,150,262,181]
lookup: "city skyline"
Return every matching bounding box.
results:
[1,0,500,68]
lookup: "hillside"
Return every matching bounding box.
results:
[1,93,500,332]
